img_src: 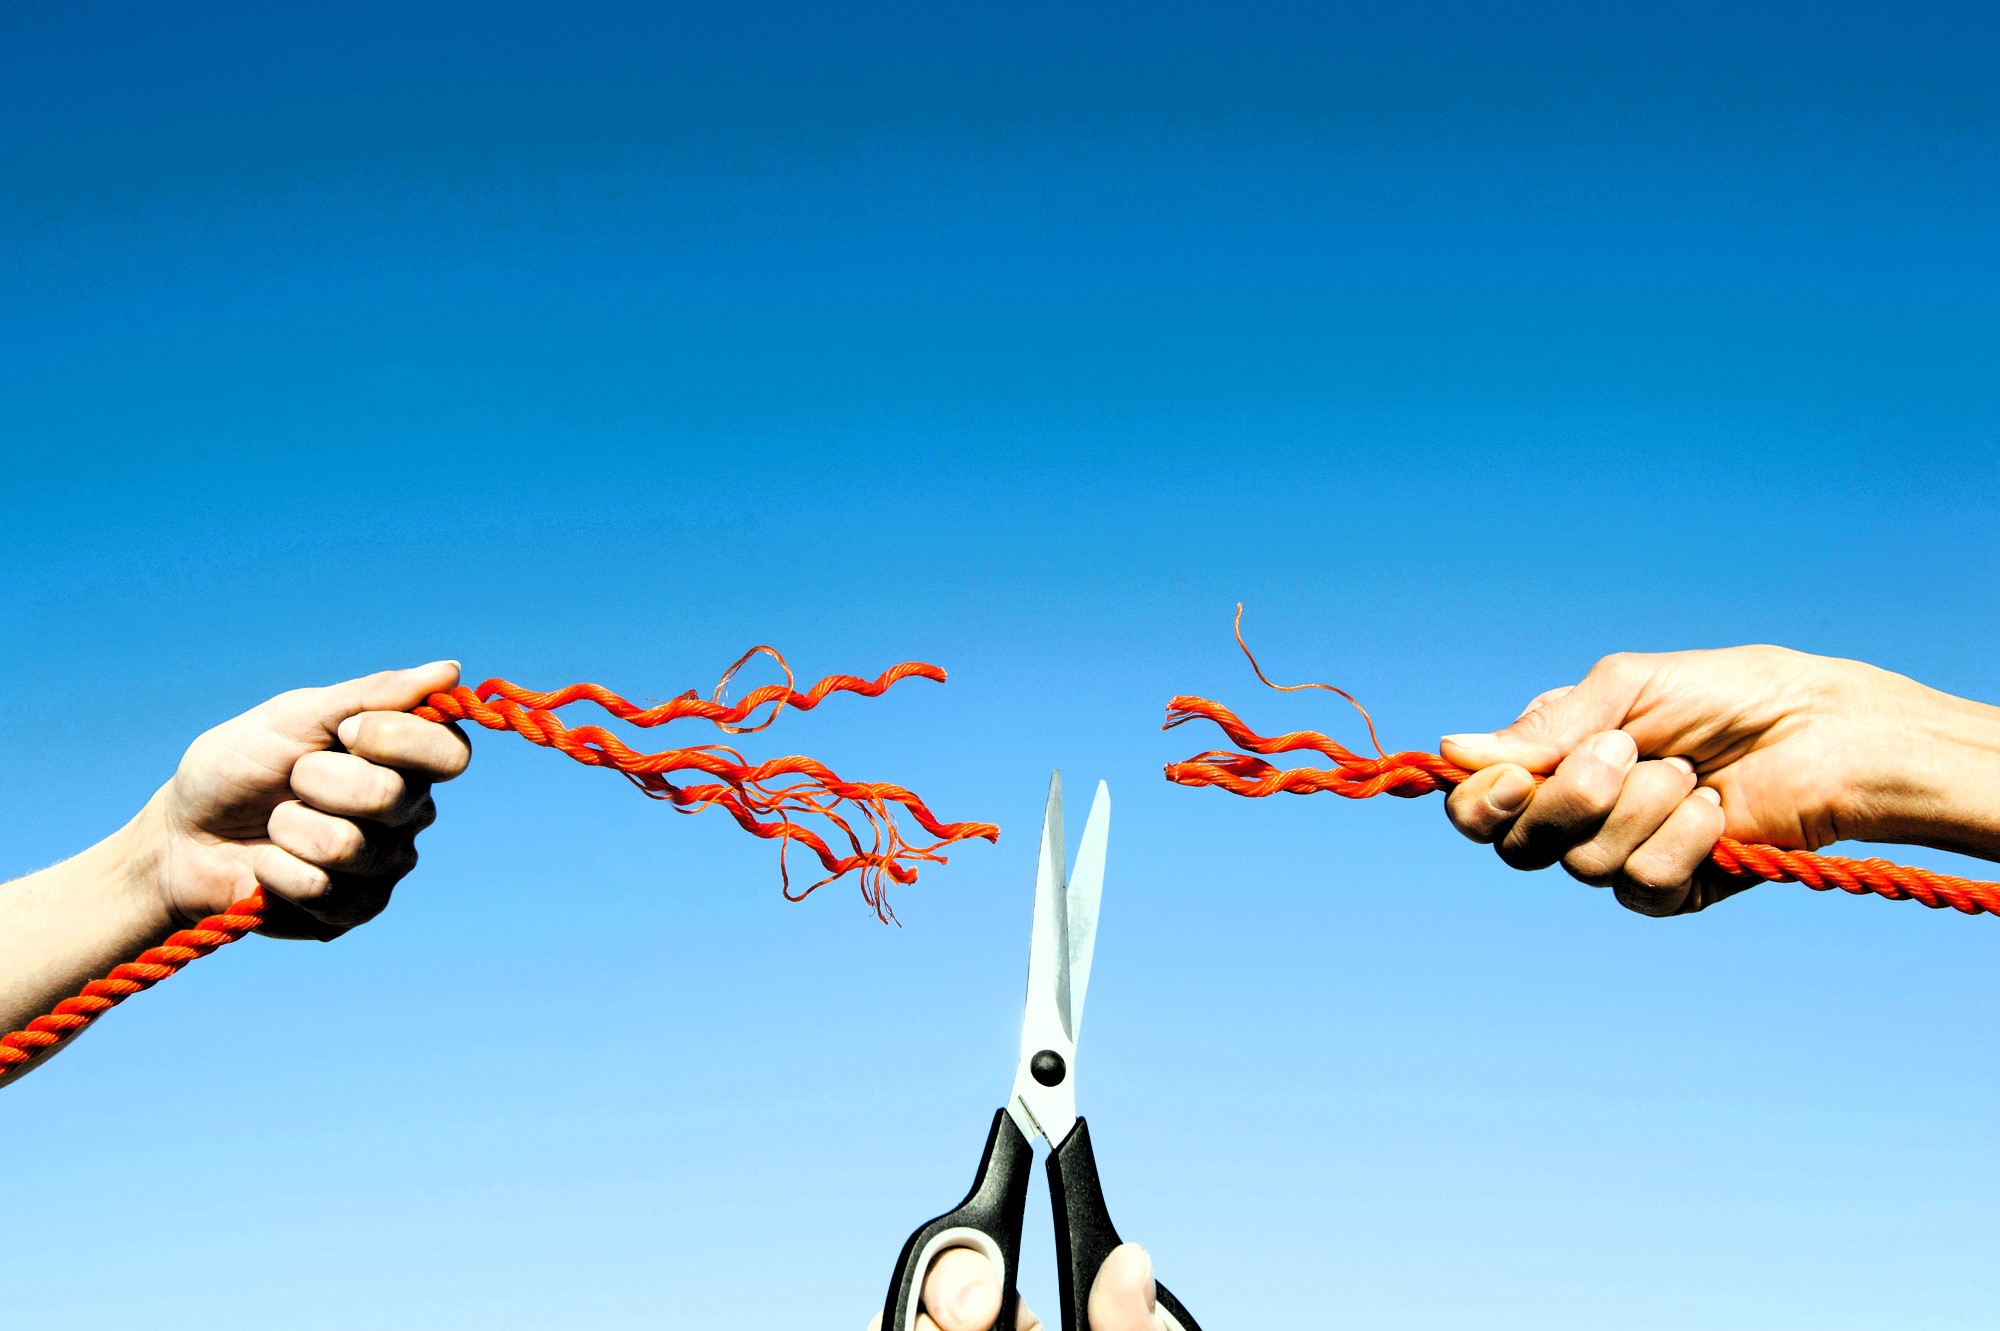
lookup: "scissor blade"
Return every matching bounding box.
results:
[1023,770,1071,1046]
[1064,781,1110,1046]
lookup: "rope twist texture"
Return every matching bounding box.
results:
[0,652,995,1082]
[1164,694,2000,917]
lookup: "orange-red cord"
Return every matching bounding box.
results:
[1163,618,2000,918]
[0,893,266,1079]
[0,655,996,1081]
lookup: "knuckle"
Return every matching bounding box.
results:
[1562,846,1620,886]
[322,818,368,865]
[1622,854,1685,892]
[372,766,407,810]
[286,862,334,901]
[1612,881,1687,917]
[433,722,473,776]
[1575,780,1622,819]
[1589,651,1638,681]
[1495,834,1549,871]
[1445,785,1487,834]
[1544,778,1617,824]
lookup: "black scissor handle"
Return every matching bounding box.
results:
[1047,1117,1202,1331]
[882,1109,1034,1331]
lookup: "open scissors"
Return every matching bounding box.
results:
[881,774,1201,1331]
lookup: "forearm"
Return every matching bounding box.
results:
[0,792,177,1072]
[1857,678,2000,861]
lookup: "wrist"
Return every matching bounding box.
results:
[1860,678,2000,860]
[99,787,181,936]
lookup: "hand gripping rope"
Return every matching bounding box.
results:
[0,649,998,1082]
[1163,610,2000,918]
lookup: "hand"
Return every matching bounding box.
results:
[140,661,472,939]
[1439,646,2000,916]
[865,1243,1165,1331]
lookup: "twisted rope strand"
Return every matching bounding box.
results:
[1164,677,2000,917]
[0,894,265,1076]
[0,655,996,1083]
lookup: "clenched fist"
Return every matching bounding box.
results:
[1,662,472,1078]
[1440,646,2000,915]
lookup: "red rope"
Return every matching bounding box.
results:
[0,895,264,1078]
[0,654,996,1081]
[1162,615,2000,918]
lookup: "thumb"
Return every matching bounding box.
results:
[1086,1244,1158,1331]
[307,661,462,735]
[1441,654,1650,774]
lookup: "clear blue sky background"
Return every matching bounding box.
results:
[3,3,1997,1327]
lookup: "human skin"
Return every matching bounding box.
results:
[1438,645,2000,915]
[864,1242,1164,1331]
[0,662,471,1077]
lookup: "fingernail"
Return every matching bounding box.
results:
[336,716,360,747]
[1488,767,1534,813]
[1136,1247,1157,1310]
[1693,785,1722,806]
[1587,730,1637,768]
[1441,733,1499,761]
[1664,755,1695,776]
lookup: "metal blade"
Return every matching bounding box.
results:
[1009,771,1079,1147]
[1064,781,1110,1047]
[1022,770,1071,1053]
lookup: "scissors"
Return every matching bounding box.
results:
[881,774,1201,1331]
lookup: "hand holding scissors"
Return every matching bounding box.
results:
[867,1243,1163,1331]
[877,775,1202,1331]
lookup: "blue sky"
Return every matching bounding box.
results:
[2,3,1997,1326]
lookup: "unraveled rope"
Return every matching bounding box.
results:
[0,650,997,1081]
[1163,610,2000,917]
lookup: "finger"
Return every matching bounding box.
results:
[1087,1244,1159,1331]
[336,711,472,782]
[1613,786,1730,916]
[290,751,432,826]
[1442,653,1654,773]
[323,660,463,725]
[1559,757,1698,886]
[919,1247,1002,1331]
[1444,764,1536,843]
[256,662,462,744]
[1498,729,1638,870]
[916,1295,1048,1327]
[251,845,398,934]
[911,1302,1039,1331]
[268,799,425,876]
[250,888,348,941]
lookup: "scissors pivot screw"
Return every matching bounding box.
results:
[1030,1049,1067,1087]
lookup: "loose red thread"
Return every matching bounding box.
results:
[1163,608,2000,918]
[0,652,997,1081]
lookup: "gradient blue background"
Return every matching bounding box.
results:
[3,3,1997,1326]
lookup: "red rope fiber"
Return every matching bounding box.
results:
[0,652,996,1081]
[1163,610,2000,918]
